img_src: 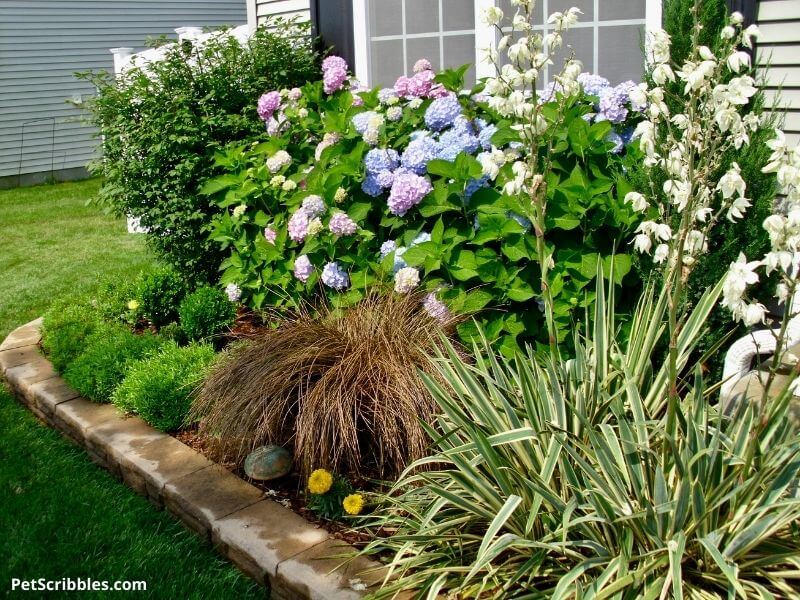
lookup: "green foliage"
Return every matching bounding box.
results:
[306,474,353,521]
[205,72,643,352]
[64,325,163,402]
[178,286,237,342]
[112,342,216,431]
[136,266,189,328]
[662,0,728,67]
[77,21,319,283]
[41,298,104,373]
[362,277,800,597]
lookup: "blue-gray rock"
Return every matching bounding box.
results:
[244,445,292,480]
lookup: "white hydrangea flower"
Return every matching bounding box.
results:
[394,267,420,294]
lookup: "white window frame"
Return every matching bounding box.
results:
[352,0,661,86]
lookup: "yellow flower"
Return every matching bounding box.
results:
[342,493,364,516]
[308,469,333,495]
[127,299,140,311]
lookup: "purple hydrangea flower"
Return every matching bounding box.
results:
[598,91,629,124]
[257,91,281,121]
[375,170,394,188]
[379,240,397,259]
[321,261,349,290]
[387,172,433,216]
[288,208,310,242]
[264,225,277,244]
[322,56,348,94]
[401,136,440,174]
[424,94,462,131]
[301,195,326,218]
[361,175,383,197]
[378,88,398,104]
[328,212,358,236]
[364,148,400,174]
[577,73,611,97]
[423,292,450,322]
[294,255,313,282]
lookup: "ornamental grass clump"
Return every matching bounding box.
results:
[192,293,455,478]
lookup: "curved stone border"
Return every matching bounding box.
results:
[0,320,384,599]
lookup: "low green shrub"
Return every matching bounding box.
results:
[41,298,104,373]
[179,287,237,342]
[136,267,189,328]
[112,342,216,431]
[64,325,163,402]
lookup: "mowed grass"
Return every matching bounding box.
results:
[0,179,263,598]
[0,178,150,339]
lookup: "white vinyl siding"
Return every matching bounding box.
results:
[253,0,311,25]
[0,0,246,183]
[757,0,800,147]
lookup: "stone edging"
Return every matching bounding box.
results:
[0,319,383,599]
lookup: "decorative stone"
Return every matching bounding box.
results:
[244,445,292,481]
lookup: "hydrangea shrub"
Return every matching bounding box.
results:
[205,59,645,350]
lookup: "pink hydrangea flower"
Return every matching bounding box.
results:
[264,226,277,245]
[287,87,302,101]
[413,58,432,73]
[257,91,281,121]
[423,292,450,322]
[294,255,313,282]
[393,75,411,98]
[407,70,435,97]
[328,212,358,236]
[288,208,310,242]
[387,172,433,216]
[322,55,348,94]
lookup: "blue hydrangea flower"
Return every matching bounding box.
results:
[375,170,394,188]
[377,87,398,104]
[401,136,440,174]
[607,131,624,154]
[437,128,480,161]
[424,95,462,131]
[393,247,408,273]
[364,148,400,175]
[620,127,635,145]
[352,111,380,134]
[361,174,383,197]
[412,232,431,246]
[321,261,349,290]
[477,124,498,150]
[577,73,611,97]
[507,211,532,231]
[379,240,397,259]
[465,175,490,201]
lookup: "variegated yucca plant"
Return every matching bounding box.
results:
[360,2,800,597]
[361,274,800,598]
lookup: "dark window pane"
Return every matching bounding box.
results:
[598,25,645,83]
[370,39,406,87]
[407,37,442,73]
[443,0,475,31]
[406,0,440,34]
[442,34,476,87]
[369,0,403,37]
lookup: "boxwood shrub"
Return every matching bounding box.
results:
[112,342,216,431]
[178,286,237,342]
[41,299,104,373]
[64,325,163,403]
[136,267,190,328]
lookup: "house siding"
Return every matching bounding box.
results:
[757,0,800,146]
[0,0,246,185]
[254,0,311,26]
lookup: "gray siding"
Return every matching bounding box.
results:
[0,0,246,182]
[757,0,800,147]
[254,0,311,26]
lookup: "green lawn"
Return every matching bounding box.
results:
[0,179,262,598]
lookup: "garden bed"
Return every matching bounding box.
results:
[0,319,383,600]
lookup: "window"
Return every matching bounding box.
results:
[352,0,658,87]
